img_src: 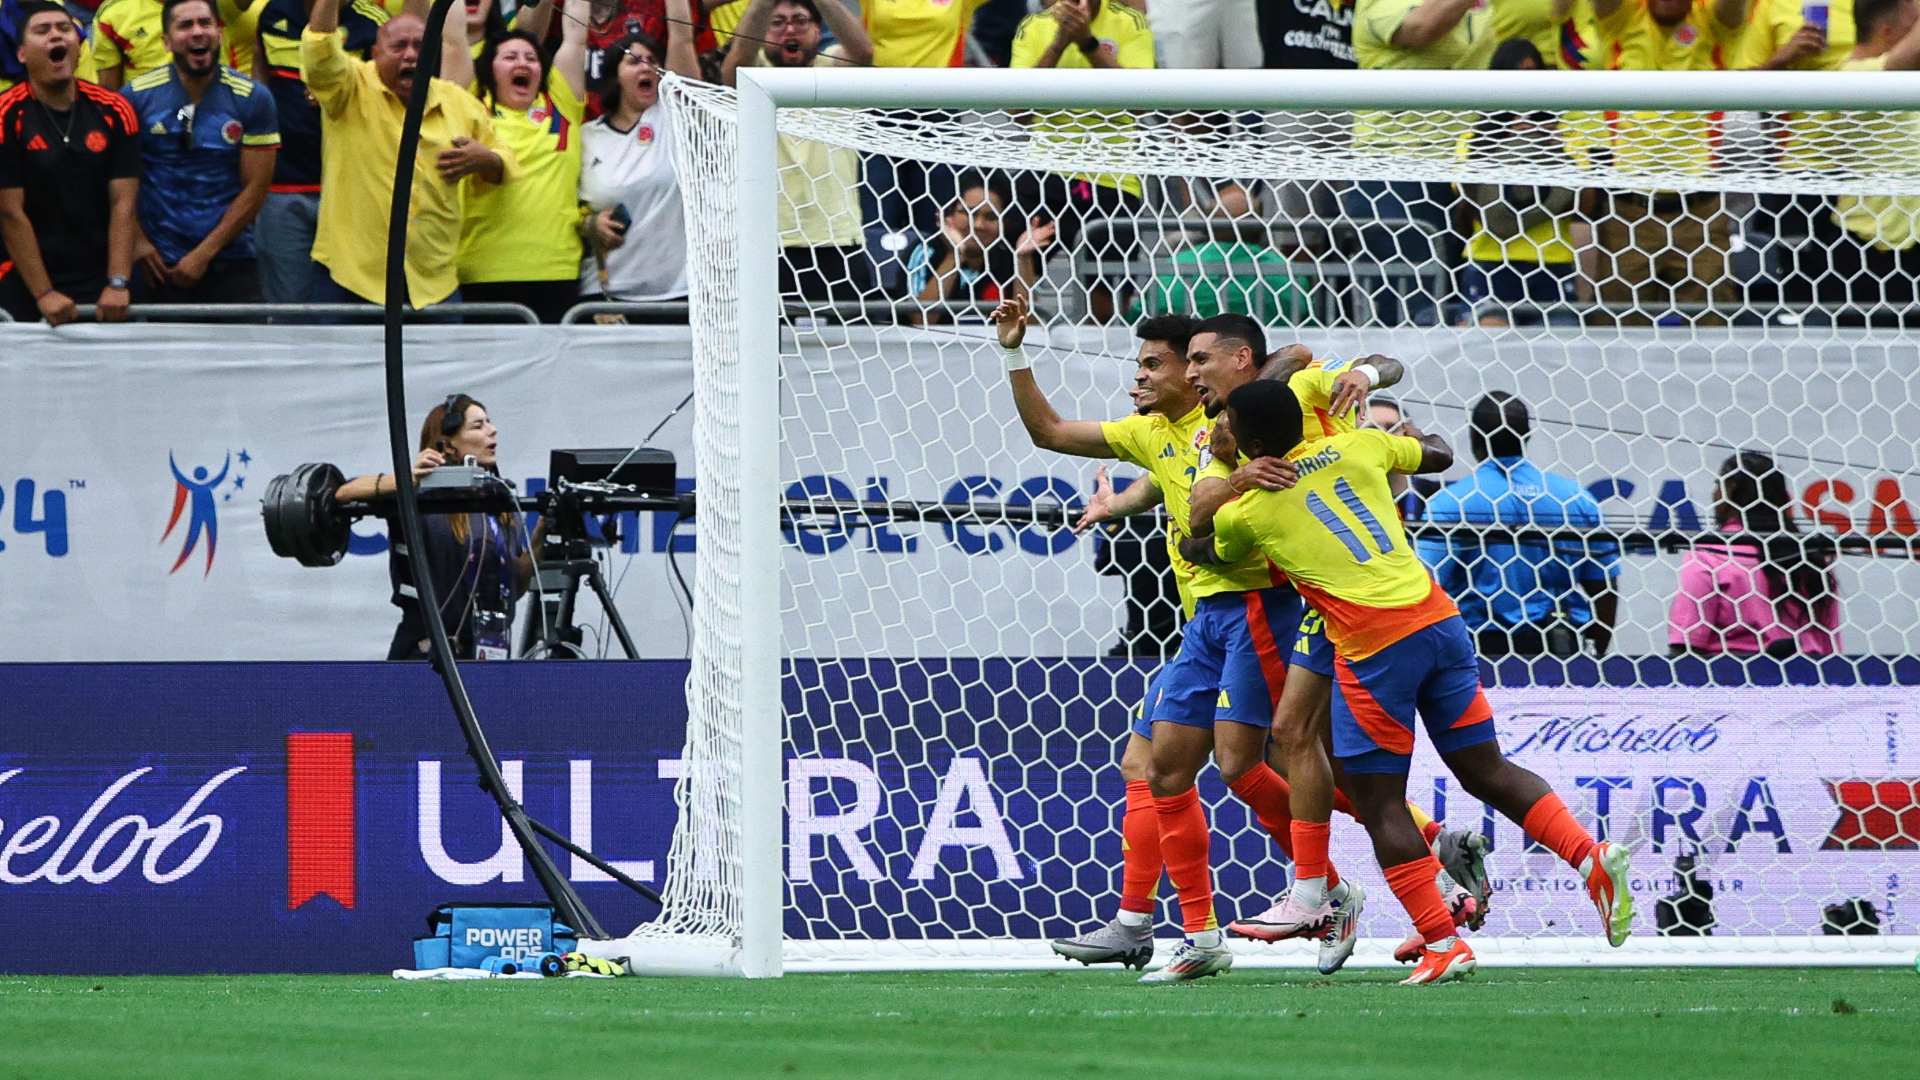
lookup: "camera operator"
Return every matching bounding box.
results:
[335,393,544,660]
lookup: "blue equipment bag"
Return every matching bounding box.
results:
[412,903,579,970]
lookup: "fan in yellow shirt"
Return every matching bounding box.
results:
[441,0,588,322]
[300,0,516,307]
[865,0,988,67]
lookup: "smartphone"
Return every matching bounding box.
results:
[1804,2,1829,31]
[610,204,632,230]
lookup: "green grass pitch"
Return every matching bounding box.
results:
[3,969,1913,1078]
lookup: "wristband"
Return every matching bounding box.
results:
[1354,362,1381,389]
[33,285,53,301]
[1003,343,1031,373]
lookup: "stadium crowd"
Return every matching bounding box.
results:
[4,0,1918,325]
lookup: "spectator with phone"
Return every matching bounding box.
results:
[445,0,589,323]
[577,3,703,311]
[1743,0,1852,69]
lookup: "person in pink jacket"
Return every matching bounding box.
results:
[1669,452,1842,658]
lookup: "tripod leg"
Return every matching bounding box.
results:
[584,563,640,659]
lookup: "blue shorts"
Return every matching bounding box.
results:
[1290,606,1335,678]
[1147,587,1302,731]
[1131,667,1164,739]
[1331,615,1498,775]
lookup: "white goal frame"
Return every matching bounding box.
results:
[600,69,1920,977]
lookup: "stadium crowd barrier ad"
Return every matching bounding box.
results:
[1,659,1916,974]
[4,324,1918,661]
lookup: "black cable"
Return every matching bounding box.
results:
[386,0,657,929]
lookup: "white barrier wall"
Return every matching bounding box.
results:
[1,323,1916,660]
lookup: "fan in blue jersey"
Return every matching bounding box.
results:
[120,0,276,302]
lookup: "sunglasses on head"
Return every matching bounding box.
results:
[439,394,468,437]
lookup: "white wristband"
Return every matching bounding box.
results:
[1003,343,1031,373]
[1354,362,1381,389]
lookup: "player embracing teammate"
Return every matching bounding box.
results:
[998,301,1505,983]
[1180,378,1635,984]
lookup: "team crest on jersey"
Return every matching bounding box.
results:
[529,105,550,124]
[221,120,243,144]
[1674,23,1698,46]
[637,124,654,143]
[85,130,108,153]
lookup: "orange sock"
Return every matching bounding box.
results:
[1288,819,1341,890]
[1521,792,1598,870]
[1154,786,1216,934]
[1228,763,1295,859]
[1332,789,1361,822]
[1384,854,1456,946]
[1120,780,1162,915]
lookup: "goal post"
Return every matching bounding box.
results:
[605,68,1920,976]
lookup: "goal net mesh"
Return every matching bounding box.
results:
[658,76,1920,967]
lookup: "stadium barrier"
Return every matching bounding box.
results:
[2,658,1916,974]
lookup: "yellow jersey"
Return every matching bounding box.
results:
[1735,0,1852,69]
[866,0,988,68]
[1352,0,1496,153]
[1598,0,1744,174]
[1009,1,1155,198]
[1210,430,1458,660]
[459,77,586,284]
[1102,404,1273,617]
[93,0,247,81]
[300,27,516,306]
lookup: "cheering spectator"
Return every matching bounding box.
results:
[301,0,514,308]
[1591,0,1749,323]
[1417,391,1621,658]
[1134,181,1311,324]
[0,2,138,324]
[1009,0,1153,323]
[1742,0,1850,69]
[92,0,249,88]
[1670,452,1842,658]
[866,0,986,68]
[906,177,1047,323]
[441,0,587,322]
[1456,40,1588,326]
[1258,0,1358,68]
[252,0,396,304]
[577,3,702,307]
[123,0,277,304]
[1150,0,1259,68]
[720,0,874,302]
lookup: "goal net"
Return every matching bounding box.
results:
[618,70,1920,975]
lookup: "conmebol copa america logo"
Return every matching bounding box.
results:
[162,448,249,576]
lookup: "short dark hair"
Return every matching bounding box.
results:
[17,1,72,29]
[1224,381,1304,461]
[1469,390,1531,461]
[1192,313,1267,361]
[771,0,822,18]
[1135,313,1197,358]
[1856,0,1910,39]
[593,32,666,106]
[476,30,550,105]
[161,0,218,29]
[1489,37,1544,69]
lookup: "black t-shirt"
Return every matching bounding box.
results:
[0,81,141,292]
[915,233,1020,306]
[1257,0,1356,69]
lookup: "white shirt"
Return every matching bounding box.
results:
[578,102,688,301]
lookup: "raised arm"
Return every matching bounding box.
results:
[513,0,555,36]
[1884,7,1920,69]
[1397,420,1454,474]
[554,0,588,98]
[1073,467,1162,533]
[721,0,775,86]
[440,0,475,89]
[817,0,873,65]
[310,0,340,34]
[1391,0,1480,49]
[664,0,703,79]
[992,293,1117,457]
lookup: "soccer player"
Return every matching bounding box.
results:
[997,297,1318,982]
[1179,316,1488,960]
[1181,380,1635,985]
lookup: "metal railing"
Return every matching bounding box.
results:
[63,302,542,324]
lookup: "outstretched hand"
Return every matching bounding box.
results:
[990,290,1031,350]
[1072,465,1115,534]
[1329,369,1371,416]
